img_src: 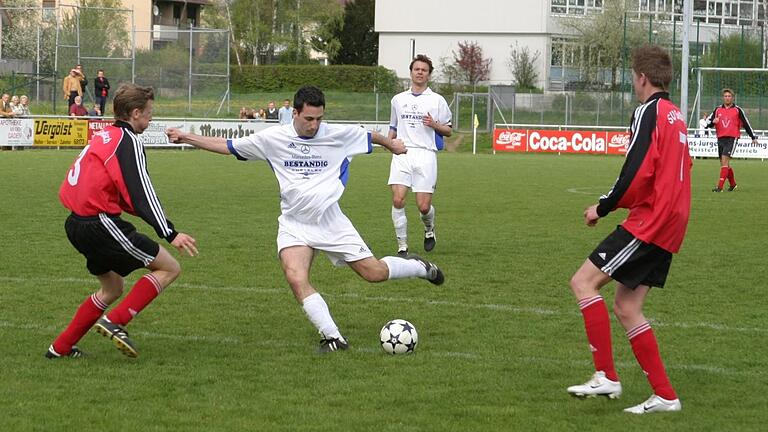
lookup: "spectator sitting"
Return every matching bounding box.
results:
[239,107,257,120]
[257,108,266,121]
[69,95,88,117]
[10,95,19,110]
[13,95,31,117]
[0,93,15,117]
[87,103,102,118]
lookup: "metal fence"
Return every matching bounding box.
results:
[0,5,229,117]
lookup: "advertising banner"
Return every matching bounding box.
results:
[494,128,768,159]
[0,118,34,146]
[33,119,88,147]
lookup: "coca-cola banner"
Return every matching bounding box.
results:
[493,129,629,155]
[494,128,768,159]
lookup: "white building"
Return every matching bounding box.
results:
[375,0,767,91]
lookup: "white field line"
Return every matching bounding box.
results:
[2,276,766,335]
[2,320,748,376]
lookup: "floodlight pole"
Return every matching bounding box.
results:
[680,0,692,123]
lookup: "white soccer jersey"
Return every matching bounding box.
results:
[389,87,452,151]
[227,122,372,223]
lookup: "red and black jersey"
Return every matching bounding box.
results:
[59,120,178,242]
[706,103,756,139]
[597,92,691,253]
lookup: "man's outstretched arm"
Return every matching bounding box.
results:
[166,128,230,154]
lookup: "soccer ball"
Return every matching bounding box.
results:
[379,319,418,354]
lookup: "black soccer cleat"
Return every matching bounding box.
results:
[712,187,723,192]
[728,184,738,192]
[397,246,409,258]
[407,255,445,285]
[424,230,436,252]
[45,345,86,359]
[318,337,349,353]
[95,317,138,358]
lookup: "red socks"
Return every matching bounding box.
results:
[727,167,736,188]
[627,321,677,400]
[106,274,162,326]
[578,295,619,381]
[717,166,729,189]
[52,293,107,355]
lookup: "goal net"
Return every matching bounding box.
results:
[691,67,768,131]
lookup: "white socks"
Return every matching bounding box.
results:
[302,293,342,339]
[381,256,427,280]
[391,206,408,242]
[420,205,435,231]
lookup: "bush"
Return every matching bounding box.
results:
[231,65,398,93]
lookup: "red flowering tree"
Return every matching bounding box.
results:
[453,40,492,85]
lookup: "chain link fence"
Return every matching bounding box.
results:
[0,5,229,117]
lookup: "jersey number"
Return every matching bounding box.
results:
[67,145,91,186]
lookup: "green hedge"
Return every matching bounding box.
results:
[232,65,399,93]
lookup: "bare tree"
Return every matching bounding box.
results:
[507,42,540,90]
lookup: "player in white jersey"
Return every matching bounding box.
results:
[166,86,445,353]
[388,54,453,256]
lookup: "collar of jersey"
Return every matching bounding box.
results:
[645,91,669,104]
[114,120,134,132]
[410,87,433,97]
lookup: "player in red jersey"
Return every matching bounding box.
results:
[566,45,691,414]
[46,83,198,359]
[705,88,758,192]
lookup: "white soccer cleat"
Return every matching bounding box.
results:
[623,394,681,414]
[567,371,622,399]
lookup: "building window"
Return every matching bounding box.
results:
[551,0,603,15]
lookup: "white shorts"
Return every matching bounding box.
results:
[387,147,437,193]
[276,203,374,267]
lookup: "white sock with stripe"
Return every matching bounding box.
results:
[391,206,408,243]
[381,256,427,280]
[420,205,435,231]
[301,293,342,340]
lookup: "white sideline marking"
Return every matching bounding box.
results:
[566,187,604,195]
[2,276,766,335]
[3,319,747,376]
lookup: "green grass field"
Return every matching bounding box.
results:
[1,150,766,431]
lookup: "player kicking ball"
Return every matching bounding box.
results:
[566,45,691,414]
[166,86,444,353]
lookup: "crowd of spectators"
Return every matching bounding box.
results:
[239,99,293,125]
[62,64,110,118]
[0,93,32,117]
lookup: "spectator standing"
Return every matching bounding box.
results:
[75,64,88,100]
[69,95,88,117]
[278,99,292,125]
[63,69,83,108]
[265,101,279,121]
[94,69,111,116]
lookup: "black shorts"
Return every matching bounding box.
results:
[588,225,673,289]
[65,213,159,277]
[717,136,737,158]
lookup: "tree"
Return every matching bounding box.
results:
[324,0,378,65]
[559,0,648,89]
[205,0,342,65]
[453,40,492,86]
[508,42,540,90]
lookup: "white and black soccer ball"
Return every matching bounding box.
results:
[379,319,418,355]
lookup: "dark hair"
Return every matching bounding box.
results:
[722,88,734,96]
[631,45,672,90]
[113,83,154,121]
[293,86,325,112]
[409,54,434,74]
[97,69,104,73]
